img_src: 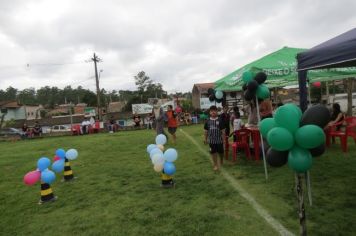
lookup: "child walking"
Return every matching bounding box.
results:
[204,105,226,171]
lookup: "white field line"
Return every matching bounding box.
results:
[180,128,295,236]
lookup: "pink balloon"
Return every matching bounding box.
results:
[313,82,321,88]
[24,170,41,186]
[53,156,60,162]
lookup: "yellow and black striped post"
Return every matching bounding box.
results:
[40,182,56,204]
[161,172,174,188]
[63,158,74,181]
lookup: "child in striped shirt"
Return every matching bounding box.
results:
[204,105,226,171]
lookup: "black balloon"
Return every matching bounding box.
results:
[266,148,289,167]
[254,72,267,84]
[247,80,259,92]
[300,105,331,128]
[244,90,254,101]
[216,98,223,103]
[242,83,248,91]
[208,88,214,95]
[209,94,215,102]
[230,92,236,98]
[309,143,326,157]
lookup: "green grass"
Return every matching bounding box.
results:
[0,125,355,235]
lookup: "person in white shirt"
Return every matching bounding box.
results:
[231,109,244,142]
[81,118,91,134]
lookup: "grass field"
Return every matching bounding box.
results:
[0,125,355,236]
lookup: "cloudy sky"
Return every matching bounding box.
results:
[0,0,355,93]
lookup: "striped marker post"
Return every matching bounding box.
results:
[63,158,74,181]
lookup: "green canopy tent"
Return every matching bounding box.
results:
[215,46,356,91]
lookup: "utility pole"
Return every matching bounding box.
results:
[91,53,102,120]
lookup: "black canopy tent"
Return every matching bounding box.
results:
[297,28,356,112]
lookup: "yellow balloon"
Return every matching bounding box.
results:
[157,144,164,151]
[153,164,164,172]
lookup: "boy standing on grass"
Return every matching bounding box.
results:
[204,105,225,171]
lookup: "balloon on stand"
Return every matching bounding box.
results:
[52,160,65,173]
[164,148,178,162]
[254,72,267,84]
[242,83,248,91]
[66,149,78,160]
[207,88,214,95]
[295,125,325,149]
[256,84,270,99]
[266,148,289,167]
[41,169,56,184]
[283,103,302,119]
[157,144,164,151]
[267,127,294,151]
[155,134,167,145]
[24,170,41,185]
[151,153,165,165]
[309,143,326,157]
[300,105,331,128]
[247,80,259,92]
[53,156,61,162]
[37,157,51,171]
[150,148,163,159]
[259,118,276,138]
[163,162,176,175]
[209,94,215,102]
[288,146,312,173]
[242,71,253,83]
[244,90,255,101]
[215,90,223,99]
[153,163,164,172]
[274,104,300,134]
[216,98,223,103]
[55,149,66,159]
[146,144,157,154]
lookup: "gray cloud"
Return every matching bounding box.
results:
[0,0,355,92]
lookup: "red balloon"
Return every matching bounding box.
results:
[53,156,60,161]
[24,170,41,185]
[313,82,321,88]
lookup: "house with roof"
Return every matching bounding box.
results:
[0,101,26,121]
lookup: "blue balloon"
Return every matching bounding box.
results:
[215,90,223,99]
[55,149,66,159]
[164,148,178,162]
[147,144,157,154]
[163,162,176,175]
[41,169,56,184]
[52,160,65,173]
[150,148,163,159]
[66,149,78,160]
[37,157,51,171]
[155,134,167,145]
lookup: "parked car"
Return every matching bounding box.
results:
[47,125,71,133]
[0,128,24,138]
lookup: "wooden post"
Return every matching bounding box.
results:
[347,78,353,116]
[295,173,307,236]
[255,97,268,181]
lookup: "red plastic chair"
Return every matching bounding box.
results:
[89,121,100,133]
[325,120,348,152]
[71,125,81,136]
[230,129,251,162]
[345,117,356,144]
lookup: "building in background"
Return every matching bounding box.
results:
[192,83,214,109]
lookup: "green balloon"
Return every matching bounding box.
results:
[242,71,253,83]
[274,104,300,134]
[295,125,325,149]
[256,84,270,99]
[288,146,312,173]
[267,127,294,151]
[259,118,276,138]
[284,103,302,119]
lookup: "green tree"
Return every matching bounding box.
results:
[18,88,37,105]
[135,71,152,93]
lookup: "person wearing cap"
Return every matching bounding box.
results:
[204,105,226,171]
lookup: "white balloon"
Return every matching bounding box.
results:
[151,153,165,165]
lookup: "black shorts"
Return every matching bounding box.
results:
[209,143,224,154]
[168,127,177,134]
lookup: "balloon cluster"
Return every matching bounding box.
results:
[242,71,270,101]
[259,104,330,173]
[23,148,79,186]
[146,134,178,175]
[52,148,78,173]
[207,88,225,103]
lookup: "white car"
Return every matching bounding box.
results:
[48,125,71,133]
